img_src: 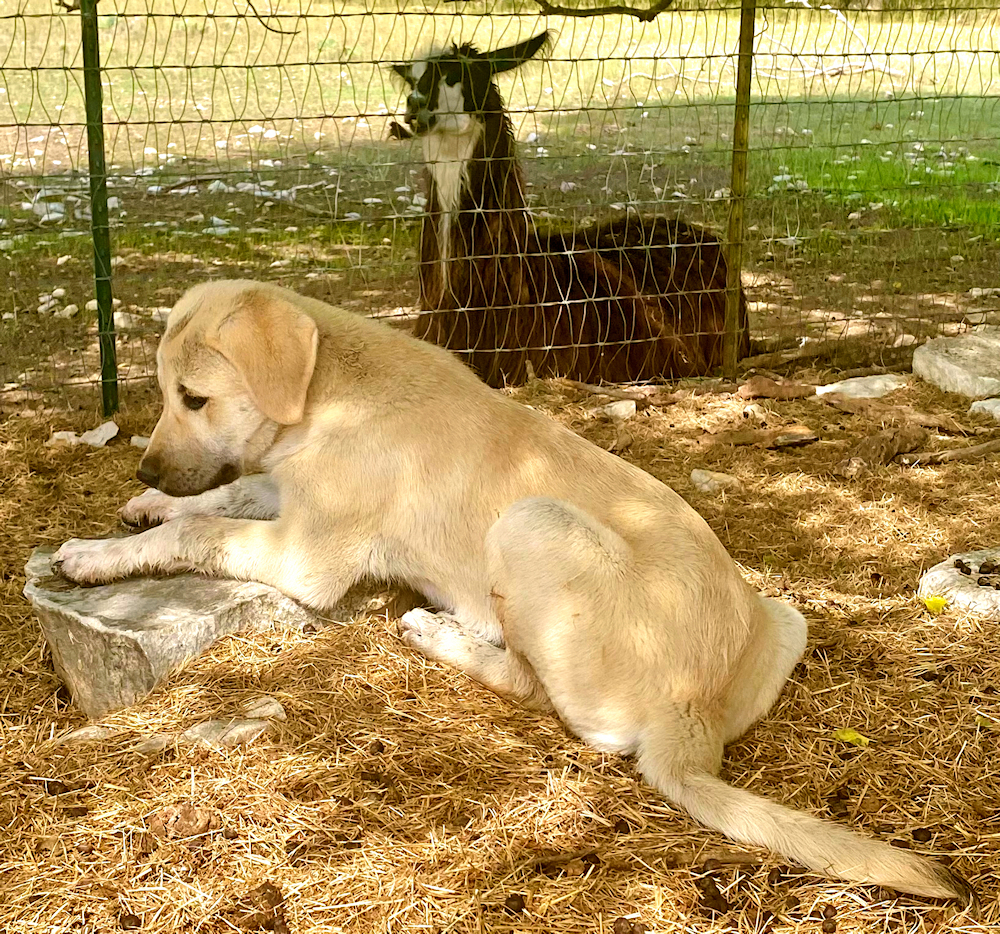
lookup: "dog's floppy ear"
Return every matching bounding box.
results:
[206,289,319,425]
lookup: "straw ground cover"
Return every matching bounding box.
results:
[2,373,999,933]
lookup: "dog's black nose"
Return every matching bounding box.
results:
[136,455,161,489]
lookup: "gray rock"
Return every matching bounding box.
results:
[24,547,315,718]
[917,548,1000,620]
[912,326,1000,398]
[816,374,908,398]
[969,398,1000,422]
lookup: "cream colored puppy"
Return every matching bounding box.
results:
[54,280,971,905]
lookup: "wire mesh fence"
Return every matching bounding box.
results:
[1,0,998,413]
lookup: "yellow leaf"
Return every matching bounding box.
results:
[922,594,949,614]
[832,728,871,747]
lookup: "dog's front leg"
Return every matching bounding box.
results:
[53,517,351,610]
[119,475,280,529]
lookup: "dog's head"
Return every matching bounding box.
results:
[138,280,319,497]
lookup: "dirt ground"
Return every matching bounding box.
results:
[1,367,999,934]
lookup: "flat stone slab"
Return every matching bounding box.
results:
[912,326,1000,399]
[917,548,1000,620]
[24,547,315,718]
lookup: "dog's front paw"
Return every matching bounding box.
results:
[119,488,178,529]
[52,538,131,586]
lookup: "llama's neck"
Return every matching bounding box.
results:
[423,123,483,268]
[423,114,531,272]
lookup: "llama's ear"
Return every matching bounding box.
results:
[390,63,411,84]
[487,31,550,74]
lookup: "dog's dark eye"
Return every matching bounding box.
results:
[182,392,208,411]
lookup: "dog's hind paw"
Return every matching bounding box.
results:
[119,488,179,529]
[398,608,475,666]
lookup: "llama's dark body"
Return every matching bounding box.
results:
[415,209,748,387]
[399,35,750,388]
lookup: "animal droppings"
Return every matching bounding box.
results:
[503,893,526,915]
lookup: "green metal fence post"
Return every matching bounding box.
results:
[80,0,118,415]
[723,0,756,381]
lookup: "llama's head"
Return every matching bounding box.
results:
[392,32,549,137]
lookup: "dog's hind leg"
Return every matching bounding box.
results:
[119,475,280,528]
[718,596,807,744]
[399,608,554,712]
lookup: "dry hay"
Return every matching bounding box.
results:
[1,375,999,934]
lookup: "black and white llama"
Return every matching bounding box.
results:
[391,32,750,387]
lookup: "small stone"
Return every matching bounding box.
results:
[54,724,122,745]
[130,435,150,449]
[239,696,287,721]
[51,287,66,298]
[816,374,908,398]
[79,421,119,447]
[600,399,636,420]
[691,468,740,494]
[57,304,79,318]
[969,398,1000,422]
[56,254,72,265]
[178,717,276,750]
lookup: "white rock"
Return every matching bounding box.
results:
[130,435,150,449]
[114,311,144,329]
[51,287,66,299]
[969,398,1000,422]
[46,430,81,446]
[344,212,362,221]
[600,399,637,420]
[816,374,908,398]
[106,197,120,210]
[918,549,1000,620]
[38,212,65,224]
[691,468,740,493]
[56,304,79,318]
[969,287,1000,299]
[362,197,382,205]
[913,326,1000,398]
[560,181,577,193]
[79,421,119,447]
[85,299,98,312]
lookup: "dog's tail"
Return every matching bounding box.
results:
[639,748,975,907]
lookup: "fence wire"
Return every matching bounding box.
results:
[1,1,998,410]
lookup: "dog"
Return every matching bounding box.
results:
[54,280,972,905]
